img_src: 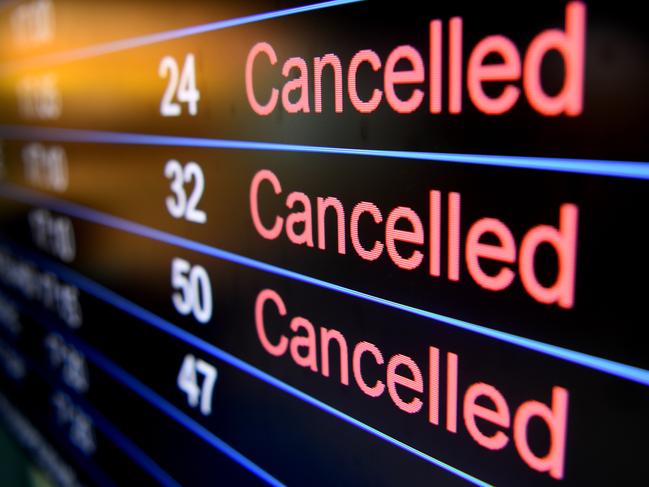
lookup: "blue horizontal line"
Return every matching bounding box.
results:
[1,280,285,487]
[0,338,116,487]
[1,183,647,389]
[0,326,181,487]
[61,325,286,487]
[91,293,491,487]
[0,244,489,487]
[86,399,183,487]
[0,393,115,487]
[0,0,363,73]
[1,125,648,179]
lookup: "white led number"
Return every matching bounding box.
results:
[165,159,185,218]
[16,73,61,120]
[159,53,200,116]
[10,0,54,47]
[22,143,68,192]
[29,209,76,262]
[51,391,96,455]
[171,258,212,323]
[177,354,217,415]
[159,56,180,116]
[45,333,89,393]
[164,159,206,223]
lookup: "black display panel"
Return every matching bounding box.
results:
[1,1,648,485]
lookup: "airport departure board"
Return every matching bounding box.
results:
[1,1,648,485]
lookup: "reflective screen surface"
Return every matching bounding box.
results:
[1,1,648,486]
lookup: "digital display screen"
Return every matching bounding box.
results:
[1,1,648,485]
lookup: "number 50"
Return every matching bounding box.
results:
[171,258,212,324]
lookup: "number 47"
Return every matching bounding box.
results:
[177,354,217,416]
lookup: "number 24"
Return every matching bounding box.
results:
[159,53,200,116]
